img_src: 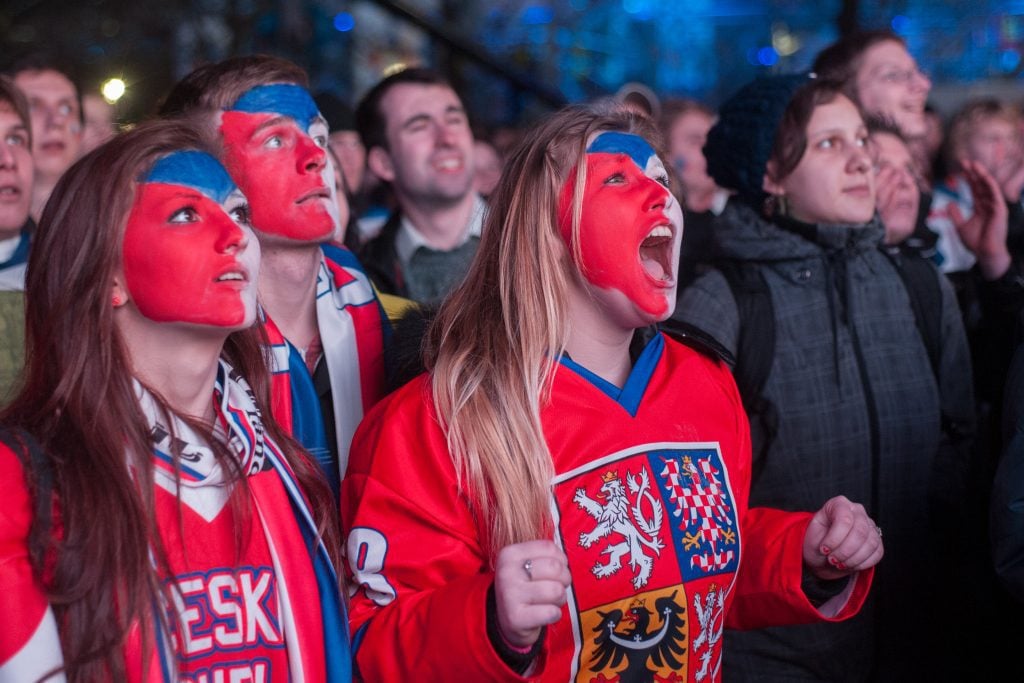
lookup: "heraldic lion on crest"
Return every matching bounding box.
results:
[574,467,666,589]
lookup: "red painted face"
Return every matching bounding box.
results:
[218,85,339,242]
[558,132,683,320]
[122,151,259,328]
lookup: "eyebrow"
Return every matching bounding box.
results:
[868,61,912,74]
[250,114,290,135]
[399,105,465,131]
[147,188,206,202]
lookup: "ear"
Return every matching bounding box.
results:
[367,146,396,183]
[111,277,129,308]
[762,160,785,196]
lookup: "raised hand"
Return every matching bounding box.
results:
[494,539,572,648]
[949,159,1011,280]
[802,495,884,580]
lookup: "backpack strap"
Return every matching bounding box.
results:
[657,319,735,366]
[882,248,943,379]
[716,260,779,479]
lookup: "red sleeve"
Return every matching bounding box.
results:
[0,443,63,678]
[728,507,872,630]
[703,356,873,630]
[341,378,545,681]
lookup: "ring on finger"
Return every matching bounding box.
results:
[523,558,534,581]
[874,525,883,539]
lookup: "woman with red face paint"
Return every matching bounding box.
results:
[673,75,975,681]
[341,103,882,682]
[0,119,351,682]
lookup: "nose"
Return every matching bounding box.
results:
[214,211,248,253]
[849,144,872,174]
[435,121,459,148]
[643,178,669,212]
[43,105,69,131]
[910,68,931,93]
[296,134,326,174]
[0,142,16,168]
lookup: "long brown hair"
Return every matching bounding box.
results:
[1,117,338,681]
[424,103,663,559]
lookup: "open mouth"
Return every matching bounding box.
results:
[639,225,675,283]
[433,156,463,172]
[0,185,23,200]
[215,269,248,284]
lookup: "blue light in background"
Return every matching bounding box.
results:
[522,5,554,25]
[757,46,779,66]
[1001,49,1021,72]
[891,15,910,35]
[333,12,355,32]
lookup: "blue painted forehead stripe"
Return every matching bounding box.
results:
[586,131,656,169]
[143,150,238,205]
[228,84,320,127]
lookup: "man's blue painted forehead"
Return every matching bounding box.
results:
[227,84,321,128]
[142,150,238,205]
[586,131,656,169]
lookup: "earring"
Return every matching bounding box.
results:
[762,193,787,218]
[112,295,122,307]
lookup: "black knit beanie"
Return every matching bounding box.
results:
[704,72,814,206]
[313,91,356,132]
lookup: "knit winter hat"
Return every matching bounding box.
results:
[704,72,814,205]
[313,91,356,132]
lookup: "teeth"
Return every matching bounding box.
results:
[646,226,672,239]
[436,159,460,170]
[218,273,243,281]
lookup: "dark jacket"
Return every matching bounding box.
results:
[673,199,975,681]
[357,210,408,298]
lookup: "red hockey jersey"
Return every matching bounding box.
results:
[342,333,871,682]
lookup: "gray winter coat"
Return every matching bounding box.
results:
[672,200,975,682]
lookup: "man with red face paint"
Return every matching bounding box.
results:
[354,67,483,304]
[341,105,880,682]
[159,56,389,500]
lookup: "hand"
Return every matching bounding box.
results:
[802,495,884,580]
[494,540,572,648]
[950,159,1011,280]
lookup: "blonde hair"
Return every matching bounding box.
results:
[945,98,1022,174]
[423,103,663,559]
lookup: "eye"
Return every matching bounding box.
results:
[816,136,839,150]
[58,103,73,117]
[264,134,283,149]
[656,174,671,188]
[169,207,199,224]
[313,134,327,148]
[4,133,27,147]
[856,135,869,148]
[604,172,626,185]
[229,204,251,225]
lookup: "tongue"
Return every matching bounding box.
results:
[641,251,666,280]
